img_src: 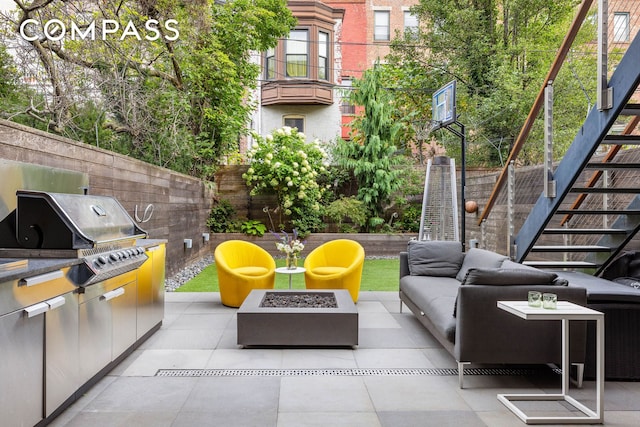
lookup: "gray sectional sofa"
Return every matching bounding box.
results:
[399,241,588,388]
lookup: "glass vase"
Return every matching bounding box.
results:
[286,252,298,270]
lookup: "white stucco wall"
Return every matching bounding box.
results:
[260,101,343,143]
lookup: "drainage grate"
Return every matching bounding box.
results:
[156,367,560,377]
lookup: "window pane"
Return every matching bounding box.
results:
[340,79,355,114]
[318,31,328,80]
[374,11,390,41]
[318,31,328,57]
[286,56,307,77]
[286,30,308,77]
[287,30,308,54]
[284,117,304,132]
[267,57,275,79]
[266,47,275,79]
[404,12,418,31]
[613,13,630,42]
[318,57,327,80]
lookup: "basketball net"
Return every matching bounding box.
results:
[412,122,431,141]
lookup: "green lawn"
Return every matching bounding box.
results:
[175,258,400,292]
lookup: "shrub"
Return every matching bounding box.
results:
[243,126,329,234]
[206,199,236,233]
[241,220,267,236]
[325,196,367,233]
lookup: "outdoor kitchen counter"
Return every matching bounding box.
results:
[0,257,82,283]
[136,238,168,248]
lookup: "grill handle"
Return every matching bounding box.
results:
[19,270,64,287]
[101,287,125,302]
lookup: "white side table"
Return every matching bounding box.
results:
[275,267,306,289]
[497,301,604,424]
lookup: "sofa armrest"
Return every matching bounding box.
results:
[399,252,410,280]
[455,284,587,365]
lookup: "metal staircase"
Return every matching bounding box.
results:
[514,32,640,275]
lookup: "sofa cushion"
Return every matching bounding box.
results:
[453,264,560,317]
[557,271,640,303]
[455,248,508,281]
[400,275,458,343]
[407,240,464,277]
[461,267,558,286]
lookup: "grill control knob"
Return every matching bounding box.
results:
[93,260,103,269]
[97,256,108,265]
[109,253,119,262]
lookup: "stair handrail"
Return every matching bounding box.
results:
[477,0,594,226]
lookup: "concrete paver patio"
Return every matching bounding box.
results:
[49,291,640,426]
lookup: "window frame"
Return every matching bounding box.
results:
[265,47,276,80]
[613,12,630,43]
[403,11,418,37]
[283,115,305,132]
[318,30,329,81]
[374,10,390,42]
[286,29,309,78]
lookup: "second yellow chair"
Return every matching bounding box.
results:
[303,239,365,302]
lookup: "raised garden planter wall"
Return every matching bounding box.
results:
[210,232,418,258]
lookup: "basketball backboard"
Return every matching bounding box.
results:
[431,80,456,130]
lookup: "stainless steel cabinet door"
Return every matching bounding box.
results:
[45,292,79,417]
[0,307,45,427]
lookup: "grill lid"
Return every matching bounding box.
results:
[15,190,147,249]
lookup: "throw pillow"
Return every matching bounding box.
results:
[453,267,560,317]
[455,248,508,281]
[407,240,464,277]
[461,267,558,286]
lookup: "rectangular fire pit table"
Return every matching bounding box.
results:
[237,289,358,348]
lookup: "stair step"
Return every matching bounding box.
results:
[602,135,640,145]
[585,162,640,170]
[530,245,613,252]
[621,103,640,115]
[522,260,600,269]
[569,187,640,194]
[543,228,629,235]
[556,209,640,215]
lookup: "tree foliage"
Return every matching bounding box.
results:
[336,65,404,229]
[386,0,595,167]
[0,0,295,178]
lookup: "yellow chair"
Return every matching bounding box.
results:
[214,240,276,307]
[303,239,365,302]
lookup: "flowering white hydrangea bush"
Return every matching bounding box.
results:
[243,126,329,232]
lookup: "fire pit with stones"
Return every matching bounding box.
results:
[237,289,358,348]
[260,292,338,308]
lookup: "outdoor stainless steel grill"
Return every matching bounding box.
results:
[0,162,165,427]
[0,190,148,286]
